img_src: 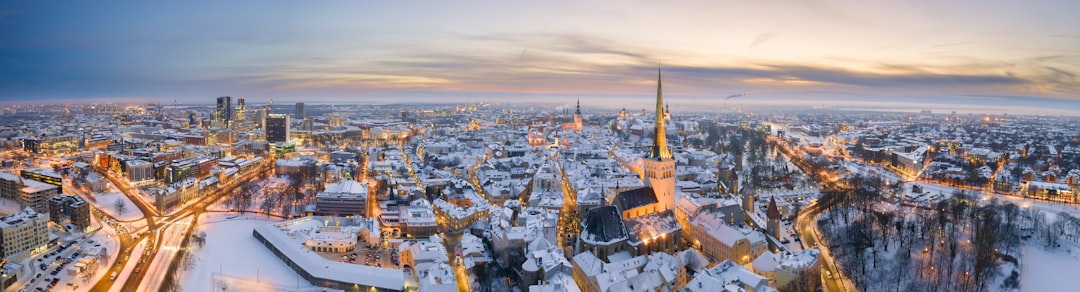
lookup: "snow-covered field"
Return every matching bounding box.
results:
[180,213,315,292]
[89,192,143,221]
[1020,244,1080,291]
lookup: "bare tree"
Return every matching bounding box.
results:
[97,248,110,267]
[192,231,207,248]
[114,198,126,216]
[181,252,197,271]
[80,266,94,284]
[972,204,1002,292]
[259,195,276,218]
[231,181,258,213]
[875,211,896,251]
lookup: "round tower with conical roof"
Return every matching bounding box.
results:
[766,196,781,239]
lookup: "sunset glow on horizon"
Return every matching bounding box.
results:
[2,0,1079,112]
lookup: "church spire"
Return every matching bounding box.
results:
[575,98,581,115]
[650,65,671,159]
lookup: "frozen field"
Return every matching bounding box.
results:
[180,212,315,292]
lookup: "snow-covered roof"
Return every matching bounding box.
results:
[691,210,764,247]
[21,179,57,193]
[0,207,47,228]
[580,206,628,245]
[317,180,368,199]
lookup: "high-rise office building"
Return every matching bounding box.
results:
[266,114,290,143]
[236,98,246,121]
[295,103,305,119]
[215,96,233,127]
[255,108,267,129]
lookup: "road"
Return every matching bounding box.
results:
[797,200,854,292]
[454,262,471,292]
[89,161,270,292]
[91,167,158,292]
[773,136,857,292]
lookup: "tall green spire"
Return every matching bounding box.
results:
[651,65,671,159]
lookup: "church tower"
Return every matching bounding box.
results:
[573,98,583,131]
[643,66,677,212]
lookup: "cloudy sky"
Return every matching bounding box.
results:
[1,1,1079,112]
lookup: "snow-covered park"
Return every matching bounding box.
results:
[1020,244,1080,292]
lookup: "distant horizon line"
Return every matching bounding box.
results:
[3,97,1080,117]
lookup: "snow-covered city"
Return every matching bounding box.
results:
[4,2,1080,292]
[4,70,1080,292]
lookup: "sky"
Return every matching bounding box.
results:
[1,1,1079,113]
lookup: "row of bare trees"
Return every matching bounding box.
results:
[222,174,314,218]
[816,174,1058,292]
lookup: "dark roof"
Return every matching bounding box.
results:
[740,183,754,195]
[624,209,680,245]
[766,196,781,219]
[580,206,628,244]
[614,187,659,213]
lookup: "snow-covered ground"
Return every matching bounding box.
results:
[89,192,143,221]
[0,197,21,215]
[180,213,316,292]
[1020,244,1080,291]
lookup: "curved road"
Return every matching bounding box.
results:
[90,167,158,292]
[797,200,855,292]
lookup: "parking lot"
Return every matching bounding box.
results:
[21,238,105,292]
[313,237,399,269]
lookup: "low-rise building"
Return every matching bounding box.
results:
[20,179,60,213]
[314,180,369,217]
[253,217,404,291]
[0,208,50,260]
[48,194,90,232]
[401,199,438,239]
[751,249,821,290]
[20,169,63,193]
[682,260,776,292]
[689,209,767,264]
[0,172,20,200]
